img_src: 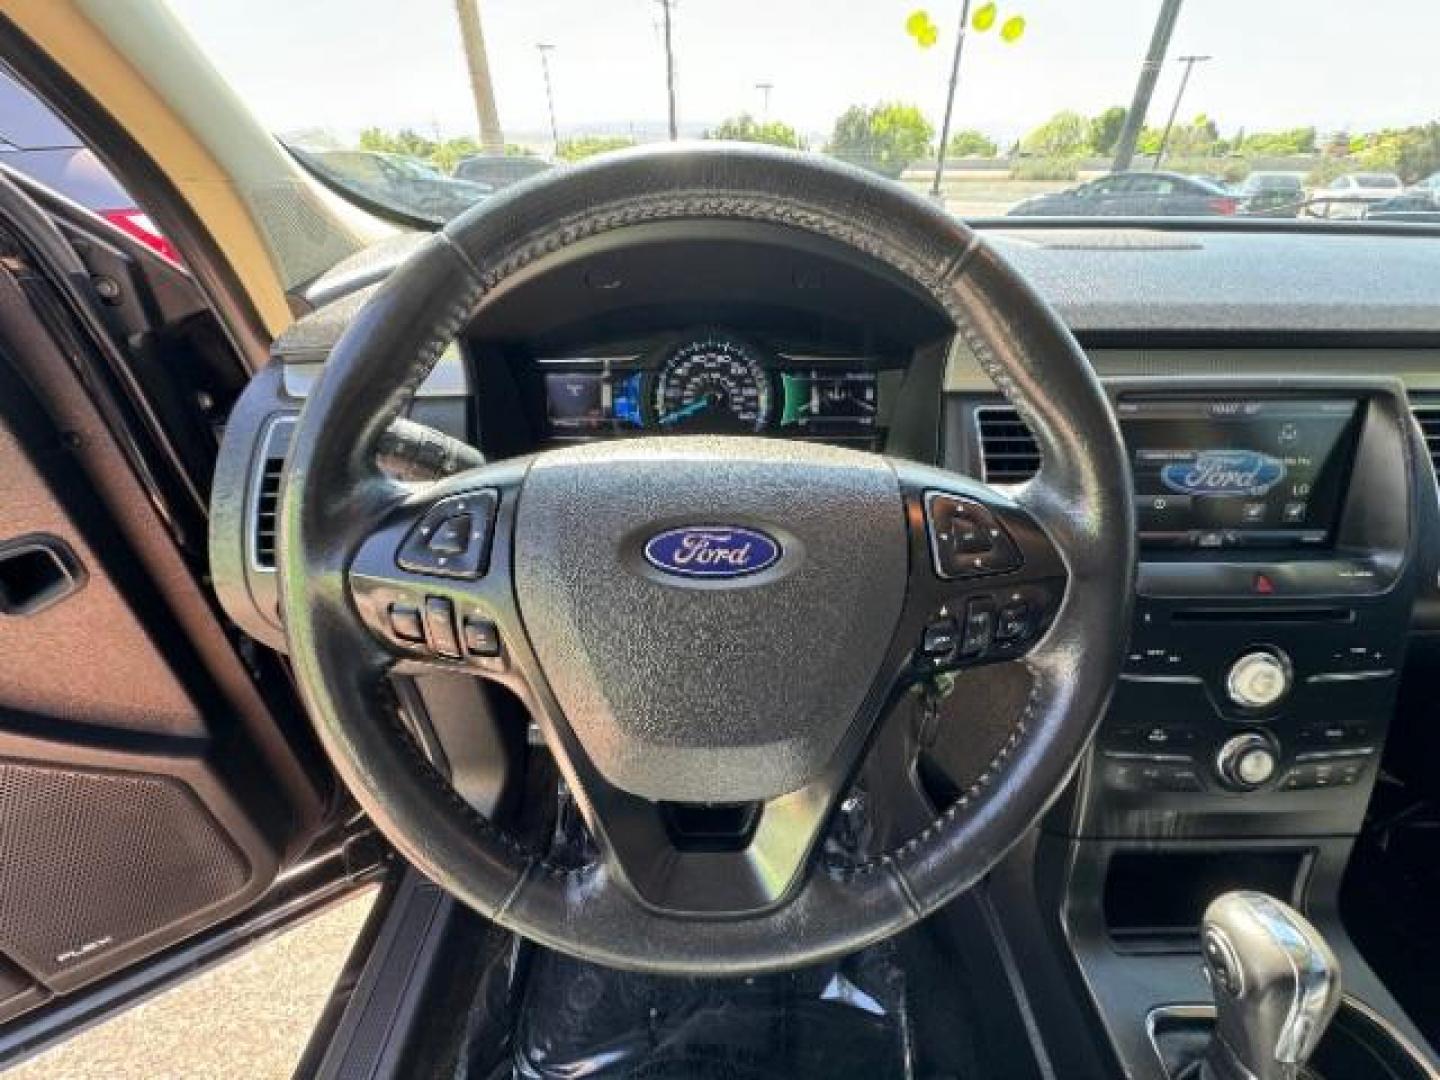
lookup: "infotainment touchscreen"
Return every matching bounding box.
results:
[1115,398,1362,550]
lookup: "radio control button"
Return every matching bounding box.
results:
[1226,650,1291,710]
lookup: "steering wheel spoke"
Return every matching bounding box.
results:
[346,461,528,675]
[889,461,1070,684]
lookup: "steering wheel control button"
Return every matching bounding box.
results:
[995,600,1031,643]
[423,596,462,659]
[1226,650,1292,710]
[388,602,425,644]
[1216,732,1280,791]
[959,598,997,658]
[921,618,960,659]
[462,616,500,657]
[925,493,1022,579]
[427,513,472,555]
[398,490,497,579]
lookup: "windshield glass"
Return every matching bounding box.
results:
[169,0,1440,227]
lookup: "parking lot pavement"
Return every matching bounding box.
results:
[2,889,377,1080]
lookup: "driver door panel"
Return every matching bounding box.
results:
[0,189,338,1032]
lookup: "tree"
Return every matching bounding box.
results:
[1089,107,1127,155]
[1020,110,1091,158]
[706,113,803,149]
[1238,127,1317,156]
[430,136,483,173]
[946,128,998,158]
[826,103,934,178]
[555,135,637,162]
[359,127,436,159]
[1394,123,1440,182]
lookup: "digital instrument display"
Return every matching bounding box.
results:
[1117,398,1362,550]
[540,332,883,442]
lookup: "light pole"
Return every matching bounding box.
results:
[755,82,774,119]
[453,0,504,152]
[1112,0,1184,172]
[1152,54,1211,168]
[536,43,559,154]
[657,0,679,139]
[930,0,974,200]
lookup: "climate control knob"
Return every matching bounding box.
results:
[1226,650,1291,710]
[1216,732,1279,791]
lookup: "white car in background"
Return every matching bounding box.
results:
[1303,172,1405,218]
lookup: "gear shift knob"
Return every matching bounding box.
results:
[1199,892,1342,1080]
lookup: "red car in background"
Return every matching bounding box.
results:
[0,68,179,263]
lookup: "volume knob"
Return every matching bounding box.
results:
[1226,650,1291,710]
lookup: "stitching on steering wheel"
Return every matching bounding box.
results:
[826,671,1041,880]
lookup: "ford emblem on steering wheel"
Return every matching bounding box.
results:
[643,526,781,579]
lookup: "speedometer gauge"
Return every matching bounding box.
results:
[652,336,773,433]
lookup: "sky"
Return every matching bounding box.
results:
[164,0,1440,149]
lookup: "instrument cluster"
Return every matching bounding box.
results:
[540,329,886,444]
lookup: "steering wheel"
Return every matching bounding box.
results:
[279,144,1134,975]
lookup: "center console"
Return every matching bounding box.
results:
[975,376,1440,1080]
[1081,380,1419,840]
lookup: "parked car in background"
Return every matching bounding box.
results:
[1237,171,1307,217]
[1303,172,1405,219]
[1007,170,1238,217]
[1364,193,1440,223]
[294,148,493,223]
[454,153,552,190]
[0,68,178,261]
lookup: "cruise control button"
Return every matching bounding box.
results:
[959,598,996,658]
[921,619,959,658]
[462,616,500,657]
[423,596,462,659]
[389,602,425,644]
[995,601,1030,643]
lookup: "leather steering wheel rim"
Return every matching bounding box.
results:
[279,143,1134,975]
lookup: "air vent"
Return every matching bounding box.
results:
[1412,403,1440,480]
[250,416,295,572]
[253,458,283,570]
[976,406,1040,484]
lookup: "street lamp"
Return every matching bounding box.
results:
[536,43,559,155]
[755,81,774,119]
[1152,54,1211,168]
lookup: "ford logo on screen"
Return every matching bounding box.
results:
[643,526,781,579]
[1161,450,1287,497]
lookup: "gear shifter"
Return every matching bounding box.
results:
[1196,892,1342,1080]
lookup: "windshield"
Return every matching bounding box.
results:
[169,0,1440,227]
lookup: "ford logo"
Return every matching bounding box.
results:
[643,526,781,579]
[1161,450,1286,498]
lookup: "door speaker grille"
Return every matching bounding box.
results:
[0,759,249,984]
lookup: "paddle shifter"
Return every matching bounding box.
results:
[1196,892,1342,1080]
